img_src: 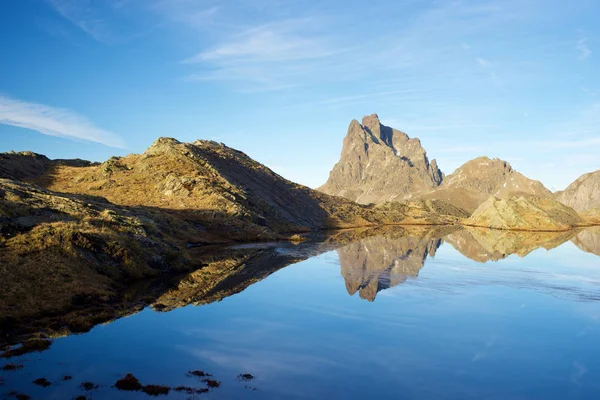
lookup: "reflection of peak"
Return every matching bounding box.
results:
[338,234,443,301]
[571,227,600,257]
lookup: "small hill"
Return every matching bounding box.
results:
[463,195,585,231]
[556,170,600,212]
[419,157,552,213]
[319,114,443,204]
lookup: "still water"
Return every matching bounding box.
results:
[2,227,600,399]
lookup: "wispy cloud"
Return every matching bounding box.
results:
[183,18,347,91]
[47,0,110,41]
[577,36,591,60]
[0,95,125,148]
[476,57,491,67]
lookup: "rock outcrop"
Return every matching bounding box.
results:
[463,195,585,231]
[418,157,553,213]
[556,170,600,212]
[319,114,443,204]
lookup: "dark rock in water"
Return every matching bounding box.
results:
[1,339,52,358]
[80,381,99,391]
[32,377,51,387]
[62,375,73,381]
[142,384,170,396]
[187,370,212,378]
[238,373,255,381]
[174,386,209,394]
[114,374,142,391]
[203,378,221,388]
[1,363,23,371]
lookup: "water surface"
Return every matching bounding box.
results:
[2,226,600,399]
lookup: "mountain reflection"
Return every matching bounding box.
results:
[1,225,596,349]
[572,227,600,256]
[337,231,444,301]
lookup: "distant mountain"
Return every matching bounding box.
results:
[556,170,600,212]
[319,114,443,204]
[419,157,553,213]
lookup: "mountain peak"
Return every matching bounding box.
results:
[319,115,443,204]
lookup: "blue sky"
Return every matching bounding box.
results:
[0,0,598,190]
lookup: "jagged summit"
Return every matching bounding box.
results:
[319,114,443,204]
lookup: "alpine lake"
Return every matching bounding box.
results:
[2,226,600,399]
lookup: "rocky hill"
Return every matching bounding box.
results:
[418,157,552,213]
[10,138,464,240]
[556,170,600,212]
[319,114,443,204]
[463,195,585,231]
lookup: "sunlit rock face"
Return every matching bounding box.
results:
[463,195,584,231]
[556,170,600,212]
[319,114,443,204]
[417,157,553,213]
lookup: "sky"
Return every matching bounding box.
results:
[0,0,599,191]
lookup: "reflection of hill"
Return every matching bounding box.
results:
[445,227,576,262]
[337,226,453,301]
[572,227,600,257]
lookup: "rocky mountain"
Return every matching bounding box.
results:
[556,170,600,212]
[463,195,585,231]
[319,114,443,204]
[419,157,553,213]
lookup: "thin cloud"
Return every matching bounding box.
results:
[476,57,491,67]
[577,37,591,60]
[0,95,125,148]
[48,0,110,41]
